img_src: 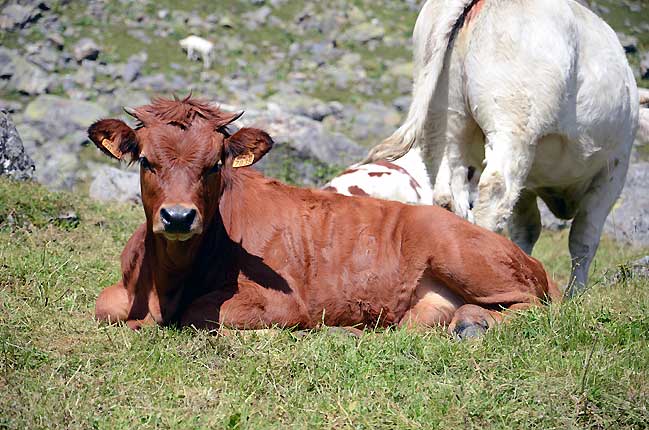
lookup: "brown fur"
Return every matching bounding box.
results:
[89,96,560,335]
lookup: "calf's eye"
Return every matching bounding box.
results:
[207,160,222,175]
[139,156,153,172]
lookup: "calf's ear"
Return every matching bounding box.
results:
[224,128,273,168]
[88,119,139,162]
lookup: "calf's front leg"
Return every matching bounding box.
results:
[95,282,130,324]
[95,282,158,330]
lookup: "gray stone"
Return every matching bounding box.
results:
[606,256,649,283]
[89,164,141,204]
[345,102,402,143]
[240,103,364,166]
[0,4,41,30]
[342,21,385,44]
[26,45,60,72]
[221,101,365,185]
[242,6,272,30]
[604,162,649,247]
[0,47,51,95]
[24,95,108,130]
[616,32,637,53]
[640,52,649,81]
[266,92,343,121]
[73,61,96,88]
[0,111,34,180]
[73,38,100,62]
[122,52,147,83]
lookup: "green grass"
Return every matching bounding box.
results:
[0,178,647,429]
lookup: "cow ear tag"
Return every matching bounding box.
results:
[232,152,254,168]
[102,138,123,159]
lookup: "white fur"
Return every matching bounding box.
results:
[324,147,434,204]
[375,0,639,293]
[179,35,214,69]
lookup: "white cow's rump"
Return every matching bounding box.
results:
[179,35,214,69]
[364,0,639,295]
[323,147,434,204]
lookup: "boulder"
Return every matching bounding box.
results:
[0,111,34,180]
[24,95,108,130]
[538,163,649,247]
[641,52,649,81]
[266,92,343,121]
[73,38,100,62]
[221,101,365,186]
[0,3,42,30]
[0,47,51,95]
[604,162,649,247]
[342,21,385,44]
[121,52,147,83]
[89,164,141,204]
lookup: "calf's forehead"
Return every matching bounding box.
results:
[138,122,223,163]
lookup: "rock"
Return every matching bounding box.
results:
[392,95,411,112]
[26,45,60,72]
[0,47,51,95]
[640,52,649,81]
[122,52,147,83]
[89,164,141,204]
[345,102,402,143]
[266,92,343,121]
[24,95,108,130]
[0,99,22,113]
[73,38,100,62]
[0,3,41,30]
[242,6,272,30]
[604,162,649,247]
[221,101,365,185]
[73,61,96,88]
[47,33,64,49]
[606,255,649,283]
[342,21,385,44]
[616,32,637,54]
[0,110,34,180]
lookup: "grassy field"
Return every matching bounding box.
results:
[0,178,648,429]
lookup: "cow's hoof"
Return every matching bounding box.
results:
[453,320,488,340]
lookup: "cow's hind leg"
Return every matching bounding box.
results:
[567,156,629,296]
[473,130,537,233]
[508,189,542,255]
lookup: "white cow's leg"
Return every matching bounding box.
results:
[432,152,453,210]
[473,131,536,233]
[567,157,629,296]
[432,113,478,220]
[508,189,541,255]
[187,47,194,60]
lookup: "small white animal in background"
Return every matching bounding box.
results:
[179,35,214,69]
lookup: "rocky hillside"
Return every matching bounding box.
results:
[1,0,648,194]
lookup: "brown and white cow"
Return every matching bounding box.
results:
[88,96,560,338]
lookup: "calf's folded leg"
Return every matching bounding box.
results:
[95,282,130,324]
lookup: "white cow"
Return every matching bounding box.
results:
[323,147,434,204]
[364,0,639,295]
[179,35,214,69]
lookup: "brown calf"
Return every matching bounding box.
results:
[88,96,560,337]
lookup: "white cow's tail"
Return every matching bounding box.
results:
[363,0,478,164]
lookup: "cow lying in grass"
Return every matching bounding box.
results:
[88,96,560,338]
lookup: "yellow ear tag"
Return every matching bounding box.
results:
[232,152,254,168]
[101,138,123,159]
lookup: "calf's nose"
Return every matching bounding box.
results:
[160,205,197,233]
